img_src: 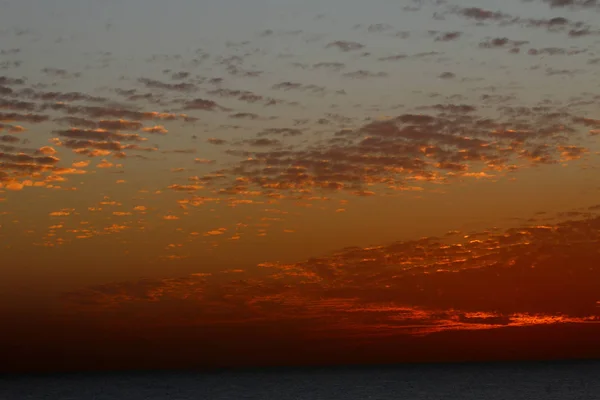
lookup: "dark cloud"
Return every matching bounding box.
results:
[17,89,107,103]
[542,0,600,10]
[207,88,296,107]
[439,72,455,79]
[0,49,21,55]
[55,117,99,129]
[257,128,303,137]
[0,76,25,85]
[0,161,52,172]
[54,128,146,142]
[0,123,26,133]
[209,103,592,196]
[527,47,586,55]
[161,148,197,154]
[326,41,365,51]
[0,98,37,111]
[0,112,49,123]
[0,152,59,165]
[272,82,327,93]
[378,54,407,62]
[56,138,157,156]
[42,103,196,122]
[479,38,529,49]
[435,31,462,41]
[343,70,388,79]
[170,71,190,80]
[242,138,282,147]
[97,120,144,131]
[313,62,346,70]
[456,7,510,21]
[207,138,228,145]
[41,68,81,79]
[0,135,20,143]
[181,98,227,111]
[230,112,261,120]
[138,78,197,92]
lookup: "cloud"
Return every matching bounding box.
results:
[43,103,195,123]
[212,104,590,197]
[439,72,455,79]
[38,146,57,155]
[0,152,59,165]
[72,160,89,168]
[0,123,26,133]
[138,78,197,92]
[257,128,303,137]
[60,211,600,343]
[194,158,215,164]
[479,38,528,49]
[207,138,227,145]
[435,31,462,41]
[272,82,329,94]
[204,228,227,236]
[49,209,74,216]
[455,7,510,21]
[182,98,227,111]
[54,117,99,129]
[96,159,114,168]
[0,76,25,85]
[142,125,168,134]
[5,0,600,371]
[242,138,282,147]
[229,112,261,120]
[0,135,19,143]
[41,68,81,79]
[2,181,24,191]
[97,119,144,131]
[312,62,346,70]
[54,128,146,142]
[342,70,389,79]
[326,41,365,51]
[168,184,203,192]
[542,0,600,10]
[0,112,49,123]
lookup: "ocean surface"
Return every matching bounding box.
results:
[2,360,600,400]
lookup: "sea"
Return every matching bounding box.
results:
[2,360,599,400]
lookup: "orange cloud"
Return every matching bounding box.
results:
[96,159,114,168]
[204,228,227,236]
[72,160,90,168]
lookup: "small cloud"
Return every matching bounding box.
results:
[194,158,216,164]
[204,228,227,236]
[207,138,227,145]
[96,159,114,168]
[142,125,168,134]
[38,146,57,155]
[72,160,90,168]
[326,40,365,52]
[49,209,74,217]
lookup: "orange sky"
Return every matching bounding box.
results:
[2,0,600,374]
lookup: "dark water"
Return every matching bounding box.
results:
[2,361,599,399]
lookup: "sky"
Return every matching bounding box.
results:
[2,0,600,373]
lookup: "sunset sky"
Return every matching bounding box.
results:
[2,0,600,373]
